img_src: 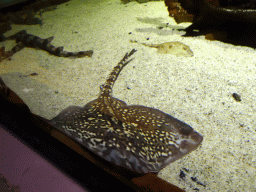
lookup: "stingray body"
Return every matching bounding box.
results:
[50,49,202,173]
[130,40,194,57]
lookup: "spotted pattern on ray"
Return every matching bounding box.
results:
[50,49,203,173]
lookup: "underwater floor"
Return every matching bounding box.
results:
[0,0,256,191]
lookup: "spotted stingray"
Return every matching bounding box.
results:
[50,49,203,173]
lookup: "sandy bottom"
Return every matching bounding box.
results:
[1,0,256,191]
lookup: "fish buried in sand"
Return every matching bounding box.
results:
[50,49,203,173]
[130,40,194,57]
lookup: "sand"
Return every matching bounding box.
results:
[0,0,256,191]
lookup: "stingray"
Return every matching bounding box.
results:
[130,40,194,57]
[49,49,202,173]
